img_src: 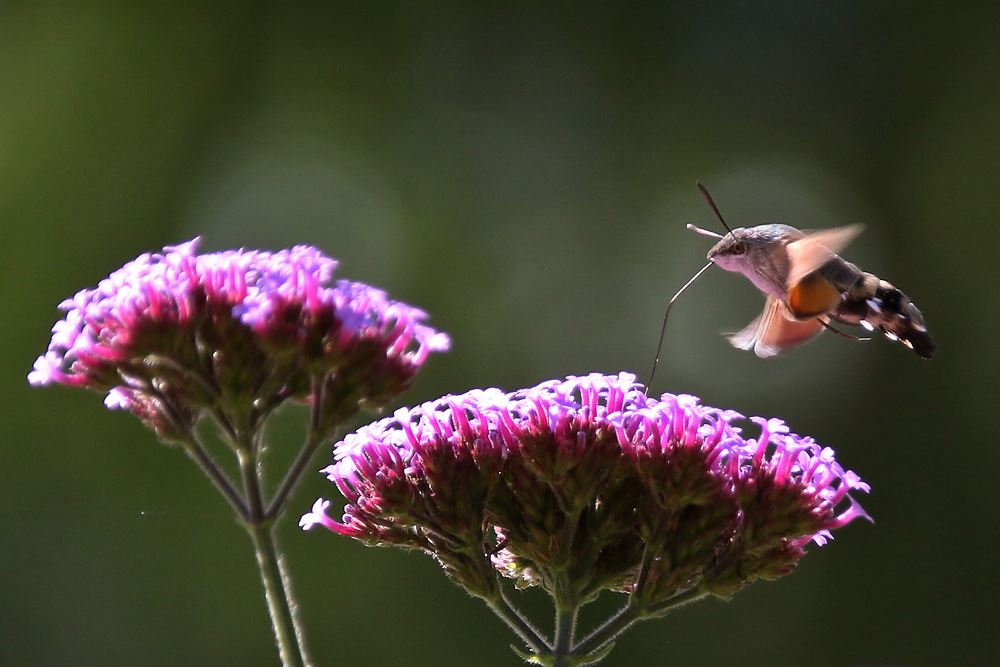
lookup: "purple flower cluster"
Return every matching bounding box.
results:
[301,372,869,602]
[29,239,450,440]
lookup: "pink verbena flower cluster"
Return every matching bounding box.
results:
[29,239,450,441]
[301,372,869,603]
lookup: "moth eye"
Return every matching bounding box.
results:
[730,241,746,255]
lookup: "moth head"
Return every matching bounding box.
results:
[705,228,752,272]
[706,224,799,272]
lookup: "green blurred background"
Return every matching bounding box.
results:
[4,3,998,665]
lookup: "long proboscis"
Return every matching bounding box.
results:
[645,183,728,395]
[645,260,714,396]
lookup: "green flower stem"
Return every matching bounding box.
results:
[645,586,710,617]
[245,519,310,667]
[267,374,341,519]
[238,446,265,521]
[239,440,312,667]
[484,589,548,654]
[551,571,579,667]
[266,429,325,519]
[180,433,248,520]
[570,586,709,660]
[630,544,655,599]
[178,422,318,666]
[569,601,642,661]
[567,545,675,660]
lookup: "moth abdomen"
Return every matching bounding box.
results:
[830,279,936,359]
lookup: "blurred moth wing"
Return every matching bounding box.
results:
[729,295,826,358]
[785,224,864,287]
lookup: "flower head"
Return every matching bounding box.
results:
[29,239,450,440]
[301,372,869,603]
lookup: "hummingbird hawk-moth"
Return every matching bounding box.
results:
[689,183,936,359]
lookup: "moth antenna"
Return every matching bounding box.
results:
[696,181,736,236]
[646,261,714,396]
[686,223,724,239]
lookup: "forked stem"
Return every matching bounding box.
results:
[239,442,312,667]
